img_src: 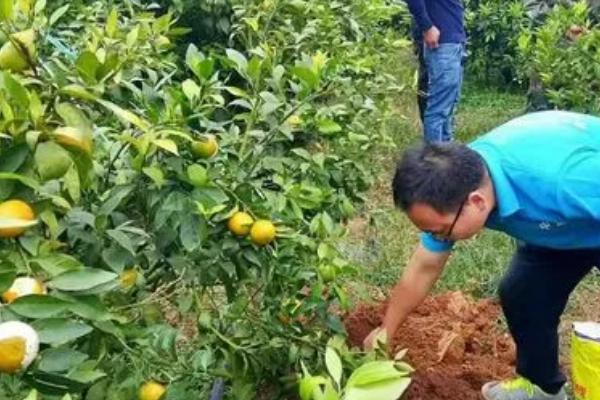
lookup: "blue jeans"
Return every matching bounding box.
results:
[423,43,465,142]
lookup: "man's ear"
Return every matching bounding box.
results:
[468,191,487,211]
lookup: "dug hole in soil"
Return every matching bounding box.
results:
[344,292,516,399]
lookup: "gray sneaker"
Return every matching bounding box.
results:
[482,377,567,400]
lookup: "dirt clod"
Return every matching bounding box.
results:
[344,291,516,399]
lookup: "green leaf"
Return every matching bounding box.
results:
[126,25,139,47]
[0,172,40,190]
[292,66,319,90]
[223,86,249,98]
[55,103,93,135]
[106,229,135,255]
[75,51,100,84]
[32,254,83,277]
[299,376,330,400]
[0,143,29,172]
[0,0,13,21]
[152,138,178,155]
[1,72,29,108]
[21,390,40,400]
[197,58,215,80]
[23,370,87,395]
[325,347,343,389]
[38,347,88,373]
[180,215,202,252]
[32,318,93,345]
[105,8,118,37]
[346,361,407,387]
[10,295,70,318]
[49,4,69,26]
[34,0,46,14]
[29,91,43,124]
[344,377,411,400]
[0,258,16,292]
[97,99,151,131]
[98,185,133,216]
[49,268,118,292]
[64,165,80,203]
[60,85,97,101]
[143,166,165,188]
[317,119,342,134]
[182,79,200,101]
[68,369,106,384]
[59,294,111,321]
[101,244,132,272]
[19,235,40,255]
[93,320,124,341]
[226,48,248,72]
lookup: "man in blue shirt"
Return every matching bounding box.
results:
[406,0,466,142]
[364,111,600,399]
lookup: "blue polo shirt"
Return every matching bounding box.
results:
[421,111,600,253]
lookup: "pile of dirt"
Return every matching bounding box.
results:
[344,292,516,399]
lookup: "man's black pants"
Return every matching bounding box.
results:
[499,244,600,394]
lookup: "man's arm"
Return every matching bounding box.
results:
[364,243,450,348]
[405,0,433,33]
[405,0,440,48]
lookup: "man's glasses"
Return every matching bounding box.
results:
[434,199,466,241]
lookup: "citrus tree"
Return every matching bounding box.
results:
[0,0,409,398]
[517,0,600,112]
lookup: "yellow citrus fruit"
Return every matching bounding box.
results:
[0,29,36,72]
[286,114,303,127]
[1,277,46,304]
[0,321,39,374]
[318,264,337,283]
[0,200,35,238]
[120,269,139,289]
[53,126,93,154]
[227,212,254,236]
[250,219,276,246]
[35,141,73,181]
[191,135,218,159]
[139,381,167,400]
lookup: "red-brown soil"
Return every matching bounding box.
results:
[344,292,517,399]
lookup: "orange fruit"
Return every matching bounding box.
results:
[0,200,35,238]
[120,269,139,290]
[0,29,36,72]
[191,135,218,159]
[0,321,39,374]
[139,380,167,400]
[227,212,254,236]
[318,264,337,282]
[53,126,93,154]
[1,277,46,304]
[250,220,276,246]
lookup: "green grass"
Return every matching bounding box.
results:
[456,80,526,141]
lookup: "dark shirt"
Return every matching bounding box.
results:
[406,0,466,44]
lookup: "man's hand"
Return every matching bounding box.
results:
[423,26,440,48]
[566,25,585,41]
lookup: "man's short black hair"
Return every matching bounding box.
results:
[392,141,486,213]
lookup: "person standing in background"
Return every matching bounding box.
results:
[406,0,466,142]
